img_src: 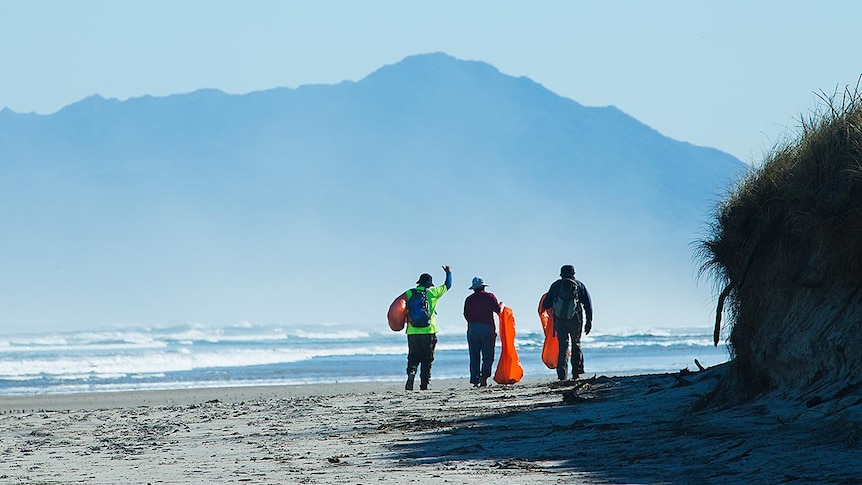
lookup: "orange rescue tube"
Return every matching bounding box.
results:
[538,293,559,369]
[493,305,524,385]
[387,292,407,331]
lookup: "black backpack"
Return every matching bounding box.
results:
[406,288,431,327]
[552,278,580,320]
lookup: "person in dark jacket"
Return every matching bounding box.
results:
[542,265,593,381]
[463,276,501,387]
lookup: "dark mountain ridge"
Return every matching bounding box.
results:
[0,53,745,332]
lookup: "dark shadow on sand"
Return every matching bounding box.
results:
[383,365,862,485]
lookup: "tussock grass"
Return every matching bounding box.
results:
[698,81,862,402]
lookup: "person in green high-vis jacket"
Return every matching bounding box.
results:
[404,265,452,390]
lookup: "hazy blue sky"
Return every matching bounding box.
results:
[1,1,860,162]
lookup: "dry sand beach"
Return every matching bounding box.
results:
[2,364,860,484]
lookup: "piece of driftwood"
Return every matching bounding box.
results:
[673,373,693,387]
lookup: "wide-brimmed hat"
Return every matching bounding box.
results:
[416,273,433,286]
[469,276,488,290]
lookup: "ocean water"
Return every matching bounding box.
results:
[0,323,730,396]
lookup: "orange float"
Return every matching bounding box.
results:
[538,293,559,369]
[387,292,407,331]
[493,305,524,385]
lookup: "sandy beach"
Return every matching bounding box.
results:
[2,365,860,484]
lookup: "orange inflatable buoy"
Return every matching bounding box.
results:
[538,293,559,369]
[493,305,524,385]
[387,292,407,331]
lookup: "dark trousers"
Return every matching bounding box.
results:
[467,322,496,385]
[407,333,438,385]
[555,317,584,380]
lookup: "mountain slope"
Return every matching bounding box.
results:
[0,53,746,333]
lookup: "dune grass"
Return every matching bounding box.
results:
[698,81,862,399]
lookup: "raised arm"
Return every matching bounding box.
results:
[442,265,452,290]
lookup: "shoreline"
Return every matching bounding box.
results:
[0,373,638,413]
[0,378,466,413]
[2,366,859,484]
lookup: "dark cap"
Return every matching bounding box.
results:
[416,273,433,286]
[560,265,576,277]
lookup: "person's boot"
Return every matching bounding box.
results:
[405,371,416,391]
[419,378,430,390]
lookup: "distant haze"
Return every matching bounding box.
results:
[0,53,745,335]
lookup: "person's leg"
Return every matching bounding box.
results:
[572,322,585,376]
[405,335,420,390]
[479,324,495,386]
[555,321,570,381]
[419,334,437,390]
[467,324,481,385]
[572,342,584,377]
